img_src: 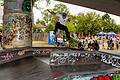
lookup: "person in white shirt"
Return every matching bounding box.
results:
[47,10,70,44]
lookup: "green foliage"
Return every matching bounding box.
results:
[66,19,76,32]
[53,4,70,14]
[45,23,55,32]
[75,12,102,36]
[33,0,51,10]
[69,38,78,48]
[0,25,3,32]
[36,19,46,25]
[32,24,42,33]
[42,9,53,24]
[41,4,120,35]
[102,13,120,33]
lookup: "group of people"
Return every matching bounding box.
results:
[107,38,119,50]
[77,36,120,51]
[88,40,99,51]
[78,40,99,51]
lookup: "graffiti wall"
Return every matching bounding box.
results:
[3,13,32,48]
[3,0,33,48]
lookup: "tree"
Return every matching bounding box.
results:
[42,9,53,24]
[53,4,69,14]
[36,19,46,26]
[75,12,102,36]
[45,23,55,32]
[33,0,50,9]
[102,13,120,33]
[66,15,77,32]
[32,23,42,33]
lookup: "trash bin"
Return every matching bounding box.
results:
[48,31,56,44]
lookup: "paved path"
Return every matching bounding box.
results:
[32,41,54,47]
[0,57,52,80]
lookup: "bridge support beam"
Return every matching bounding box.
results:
[3,0,32,48]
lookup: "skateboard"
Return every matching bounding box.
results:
[52,30,78,48]
[55,36,78,48]
[54,37,69,47]
[54,30,70,47]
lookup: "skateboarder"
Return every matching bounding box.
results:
[47,9,70,47]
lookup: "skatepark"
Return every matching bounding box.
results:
[0,0,120,80]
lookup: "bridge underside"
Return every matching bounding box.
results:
[58,0,120,16]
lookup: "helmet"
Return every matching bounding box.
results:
[62,13,67,16]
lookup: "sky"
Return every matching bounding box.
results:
[0,5,3,24]
[33,0,120,24]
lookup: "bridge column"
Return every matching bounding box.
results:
[3,0,32,48]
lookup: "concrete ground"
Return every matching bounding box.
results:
[101,50,120,56]
[0,57,52,80]
[32,41,54,47]
[0,56,119,80]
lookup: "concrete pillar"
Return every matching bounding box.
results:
[3,0,32,48]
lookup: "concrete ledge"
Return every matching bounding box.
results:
[0,47,120,68]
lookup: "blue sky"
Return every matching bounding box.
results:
[33,0,120,24]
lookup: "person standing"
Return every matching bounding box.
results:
[116,39,119,50]
[88,41,93,51]
[0,31,2,49]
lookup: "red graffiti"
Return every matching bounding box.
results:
[91,75,111,80]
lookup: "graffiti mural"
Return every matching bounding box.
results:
[7,0,24,11]
[3,13,32,48]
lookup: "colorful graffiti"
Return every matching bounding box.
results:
[7,0,24,11]
[0,48,51,64]
[3,13,32,48]
[22,0,32,13]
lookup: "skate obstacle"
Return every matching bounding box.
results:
[0,47,120,68]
